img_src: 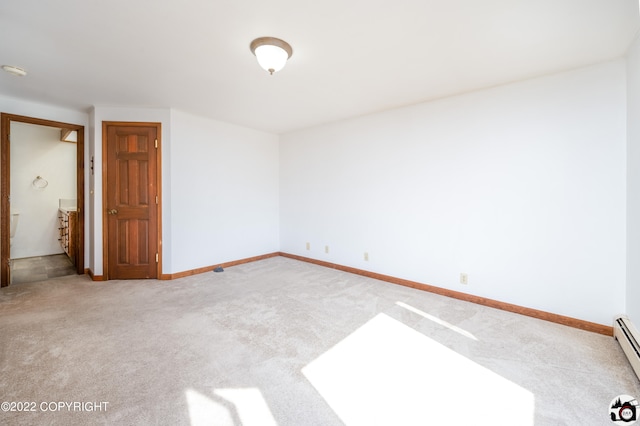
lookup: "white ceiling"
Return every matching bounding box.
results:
[0,0,638,134]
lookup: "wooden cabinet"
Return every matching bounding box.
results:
[58,209,76,264]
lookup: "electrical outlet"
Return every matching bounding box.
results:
[325,245,329,254]
[460,273,468,285]
[364,252,369,261]
[306,242,310,250]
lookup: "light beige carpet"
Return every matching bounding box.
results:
[1,256,639,425]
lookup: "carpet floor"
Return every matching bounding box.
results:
[0,256,638,425]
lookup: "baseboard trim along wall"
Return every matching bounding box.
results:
[159,252,280,280]
[87,269,105,281]
[279,252,614,336]
[87,250,612,336]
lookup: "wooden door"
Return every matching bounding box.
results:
[104,122,160,279]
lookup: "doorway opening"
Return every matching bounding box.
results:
[1,113,85,287]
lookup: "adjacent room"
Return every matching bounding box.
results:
[1,1,640,424]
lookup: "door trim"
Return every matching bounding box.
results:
[101,121,162,280]
[1,113,85,287]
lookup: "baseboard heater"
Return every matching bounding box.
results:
[614,316,640,380]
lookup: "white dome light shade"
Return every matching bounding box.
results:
[250,37,293,75]
[255,45,289,74]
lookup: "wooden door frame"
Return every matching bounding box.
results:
[1,113,85,287]
[101,121,162,280]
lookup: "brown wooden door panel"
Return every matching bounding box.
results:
[104,123,160,279]
[112,219,151,278]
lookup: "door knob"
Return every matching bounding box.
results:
[107,209,118,215]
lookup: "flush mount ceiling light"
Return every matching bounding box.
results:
[1,65,27,77]
[250,37,293,75]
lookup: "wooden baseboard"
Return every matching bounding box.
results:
[278,252,613,336]
[160,252,280,280]
[87,269,106,281]
[89,249,613,336]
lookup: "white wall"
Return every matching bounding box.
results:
[0,94,89,126]
[10,123,76,258]
[280,60,627,326]
[627,33,640,326]
[169,109,279,273]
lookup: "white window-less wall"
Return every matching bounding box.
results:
[280,60,627,326]
[169,109,279,273]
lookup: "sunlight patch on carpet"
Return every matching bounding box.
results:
[214,388,277,426]
[186,387,276,426]
[396,301,478,341]
[302,313,534,425]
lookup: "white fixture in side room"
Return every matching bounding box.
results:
[250,37,293,75]
[306,242,310,250]
[9,212,19,247]
[460,273,468,285]
[364,252,369,261]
